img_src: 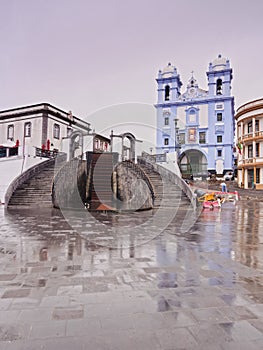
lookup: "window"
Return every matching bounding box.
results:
[9,147,18,157]
[53,124,60,139]
[217,135,222,143]
[188,128,197,143]
[256,143,260,157]
[165,85,170,101]
[164,138,169,145]
[248,121,253,133]
[24,122,31,137]
[0,148,7,158]
[164,117,169,126]
[255,120,259,132]
[189,110,196,123]
[199,132,206,144]
[67,127,72,137]
[256,168,260,183]
[7,125,14,140]
[216,79,222,95]
[217,113,222,122]
[248,144,253,158]
[178,133,185,145]
[217,150,222,157]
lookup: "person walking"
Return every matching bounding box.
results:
[220,181,227,192]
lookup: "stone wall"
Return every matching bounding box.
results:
[115,162,153,211]
[52,159,87,209]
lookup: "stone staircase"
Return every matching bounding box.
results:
[86,152,119,211]
[7,156,66,209]
[137,160,190,209]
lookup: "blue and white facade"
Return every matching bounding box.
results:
[155,55,235,176]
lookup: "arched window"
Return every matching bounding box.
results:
[7,125,14,140]
[53,124,60,139]
[165,85,170,101]
[24,122,31,137]
[216,79,223,95]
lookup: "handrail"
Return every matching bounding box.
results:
[137,155,197,210]
[141,151,167,163]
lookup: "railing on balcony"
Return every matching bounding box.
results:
[242,133,253,141]
[255,131,263,138]
[35,147,59,158]
[238,131,263,142]
[243,158,254,164]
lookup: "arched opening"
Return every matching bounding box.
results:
[69,131,83,160]
[165,85,170,101]
[121,132,136,161]
[179,149,208,179]
[216,79,223,95]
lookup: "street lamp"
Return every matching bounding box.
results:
[174,117,181,154]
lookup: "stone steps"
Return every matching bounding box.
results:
[8,159,61,208]
[137,162,189,208]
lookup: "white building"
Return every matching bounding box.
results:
[236,98,263,189]
[0,102,91,203]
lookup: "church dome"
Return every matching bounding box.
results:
[211,54,228,71]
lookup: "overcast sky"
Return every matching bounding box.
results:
[1,0,263,140]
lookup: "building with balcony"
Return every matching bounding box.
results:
[235,98,263,189]
[155,55,235,177]
[0,102,92,203]
[0,103,91,158]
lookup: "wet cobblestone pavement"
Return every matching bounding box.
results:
[0,201,263,349]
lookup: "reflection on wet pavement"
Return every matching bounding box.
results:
[0,201,262,349]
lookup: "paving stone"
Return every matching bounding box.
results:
[52,306,84,320]
[19,308,52,322]
[162,310,197,328]
[188,323,233,345]
[156,328,198,349]
[29,320,66,339]
[2,289,30,299]
[0,275,17,281]
[191,307,231,324]
[0,323,30,342]
[100,315,134,331]
[66,318,101,336]
[219,320,263,342]
[0,299,12,311]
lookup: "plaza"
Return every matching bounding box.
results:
[0,194,263,349]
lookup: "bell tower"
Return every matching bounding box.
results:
[155,63,182,154]
[207,54,233,97]
[206,54,235,174]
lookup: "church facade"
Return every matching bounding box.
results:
[155,55,235,177]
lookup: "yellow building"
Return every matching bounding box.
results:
[235,98,263,189]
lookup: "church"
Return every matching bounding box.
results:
[155,54,235,177]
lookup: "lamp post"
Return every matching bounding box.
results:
[174,117,181,156]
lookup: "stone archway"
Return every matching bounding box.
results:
[121,132,136,161]
[69,131,83,160]
[179,149,208,178]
